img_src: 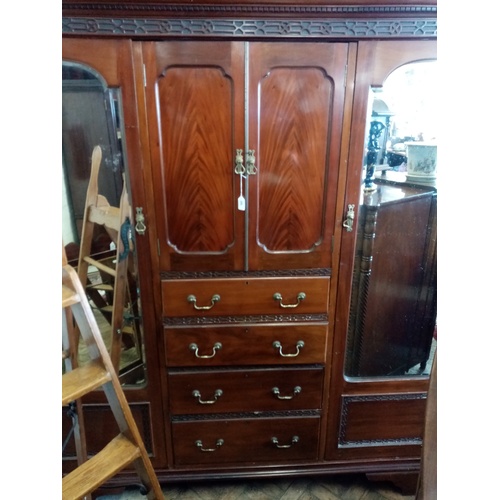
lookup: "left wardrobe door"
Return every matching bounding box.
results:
[62,38,168,469]
[142,41,246,272]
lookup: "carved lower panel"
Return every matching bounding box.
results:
[62,17,437,38]
[338,394,426,448]
[62,402,153,459]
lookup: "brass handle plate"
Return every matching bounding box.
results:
[246,149,257,175]
[134,207,147,235]
[342,204,355,232]
[234,148,245,174]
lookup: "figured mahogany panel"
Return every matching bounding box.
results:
[144,42,245,271]
[248,42,349,270]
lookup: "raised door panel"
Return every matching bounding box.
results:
[247,42,349,270]
[143,42,245,271]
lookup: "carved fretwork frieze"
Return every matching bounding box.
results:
[62,17,437,38]
[161,268,331,280]
[171,409,321,422]
[163,313,328,326]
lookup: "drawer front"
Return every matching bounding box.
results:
[162,277,330,317]
[171,416,320,465]
[168,367,324,414]
[165,323,328,366]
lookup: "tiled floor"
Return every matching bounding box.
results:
[96,474,415,499]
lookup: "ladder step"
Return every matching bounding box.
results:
[62,361,112,406]
[62,285,80,308]
[83,256,117,277]
[62,433,141,500]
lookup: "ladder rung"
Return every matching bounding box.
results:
[87,283,114,292]
[62,361,112,406]
[100,305,113,313]
[83,256,117,277]
[122,326,134,335]
[62,285,80,308]
[62,433,141,500]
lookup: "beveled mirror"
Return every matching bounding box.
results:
[345,60,437,378]
[62,61,147,386]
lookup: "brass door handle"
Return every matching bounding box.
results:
[134,207,146,235]
[234,149,245,174]
[246,149,257,175]
[342,204,355,232]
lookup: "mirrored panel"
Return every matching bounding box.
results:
[62,61,147,386]
[345,60,437,378]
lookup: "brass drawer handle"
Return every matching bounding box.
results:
[187,293,221,310]
[189,342,222,359]
[192,389,223,405]
[272,340,305,357]
[272,386,302,400]
[271,436,299,449]
[273,292,306,308]
[195,439,224,452]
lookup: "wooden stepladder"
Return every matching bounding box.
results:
[62,263,163,500]
[77,145,141,374]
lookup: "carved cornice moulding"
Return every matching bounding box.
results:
[62,3,437,38]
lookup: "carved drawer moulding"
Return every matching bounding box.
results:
[62,3,437,38]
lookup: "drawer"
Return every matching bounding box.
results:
[168,367,324,414]
[171,415,320,465]
[165,323,328,366]
[161,277,330,317]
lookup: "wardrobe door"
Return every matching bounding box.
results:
[143,42,246,272]
[247,42,350,271]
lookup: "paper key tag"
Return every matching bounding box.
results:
[238,195,246,211]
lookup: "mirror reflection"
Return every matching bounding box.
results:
[345,60,437,378]
[62,62,147,386]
